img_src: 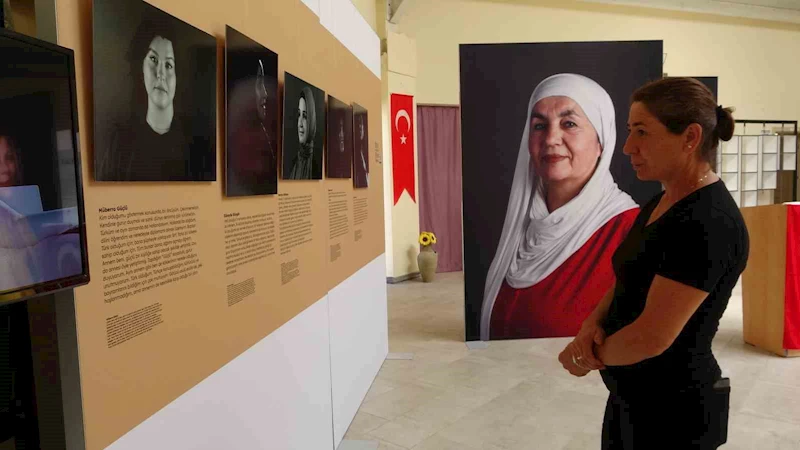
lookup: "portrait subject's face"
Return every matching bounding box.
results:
[143,36,176,110]
[0,137,19,187]
[338,119,345,153]
[297,96,308,145]
[528,96,601,186]
[255,62,268,124]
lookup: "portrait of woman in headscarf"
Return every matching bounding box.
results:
[353,105,369,188]
[481,73,640,341]
[288,86,319,180]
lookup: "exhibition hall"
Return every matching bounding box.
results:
[0,0,799,449]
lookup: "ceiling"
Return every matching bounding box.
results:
[389,0,800,25]
[723,0,800,10]
[581,0,800,24]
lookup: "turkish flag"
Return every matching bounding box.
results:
[391,93,416,205]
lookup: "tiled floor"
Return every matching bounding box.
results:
[344,272,800,449]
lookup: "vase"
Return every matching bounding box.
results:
[417,246,438,282]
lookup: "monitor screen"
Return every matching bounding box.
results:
[0,29,89,304]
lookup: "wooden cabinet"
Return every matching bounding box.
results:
[741,204,800,357]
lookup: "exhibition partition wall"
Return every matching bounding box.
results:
[461,41,663,342]
[55,0,384,448]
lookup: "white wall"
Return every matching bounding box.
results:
[105,255,388,450]
[106,294,336,450]
[398,0,800,123]
[303,0,381,78]
[349,0,378,32]
[328,255,389,447]
[383,29,422,280]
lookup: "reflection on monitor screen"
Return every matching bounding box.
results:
[0,29,89,303]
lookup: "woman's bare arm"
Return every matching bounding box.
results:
[595,275,709,366]
[582,285,615,329]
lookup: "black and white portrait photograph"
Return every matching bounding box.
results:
[225,26,278,196]
[460,41,663,342]
[352,103,369,188]
[282,72,325,180]
[326,95,352,179]
[93,0,217,182]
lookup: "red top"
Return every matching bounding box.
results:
[490,208,639,340]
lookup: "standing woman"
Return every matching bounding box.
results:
[288,86,317,179]
[558,77,749,449]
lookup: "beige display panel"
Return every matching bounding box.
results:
[56,0,384,448]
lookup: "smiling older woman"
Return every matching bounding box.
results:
[481,73,639,341]
[559,77,749,450]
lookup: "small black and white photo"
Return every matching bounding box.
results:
[352,103,369,188]
[93,0,217,182]
[326,96,352,179]
[225,26,278,196]
[282,72,325,180]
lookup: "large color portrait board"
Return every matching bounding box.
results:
[461,41,663,342]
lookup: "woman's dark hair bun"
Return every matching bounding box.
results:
[716,105,736,142]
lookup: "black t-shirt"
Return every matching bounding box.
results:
[99,116,214,182]
[600,180,749,398]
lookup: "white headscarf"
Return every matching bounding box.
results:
[480,73,638,341]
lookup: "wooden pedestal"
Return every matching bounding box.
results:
[741,204,800,357]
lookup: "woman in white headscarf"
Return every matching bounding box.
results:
[481,73,639,341]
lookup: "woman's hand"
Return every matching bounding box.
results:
[558,347,590,377]
[572,321,607,370]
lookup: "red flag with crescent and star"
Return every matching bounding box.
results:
[391,93,416,205]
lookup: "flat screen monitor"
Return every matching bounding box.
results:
[0,28,90,305]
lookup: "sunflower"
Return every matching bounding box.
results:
[419,233,432,246]
[419,231,437,246]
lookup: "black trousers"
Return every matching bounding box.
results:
[601,383,730,450]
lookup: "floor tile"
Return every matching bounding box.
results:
[563,432,601,450]
[402,385,500,429]
[367,416,439,448]
[359,382,445,420]
[376,440,407,450]
[725,412,800,450]
[411,434,495,450]
[363,378,402,403]
[346,411,389,435]
[338,440,379,450]
[345,273,800,450]
[740,381,800,425]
